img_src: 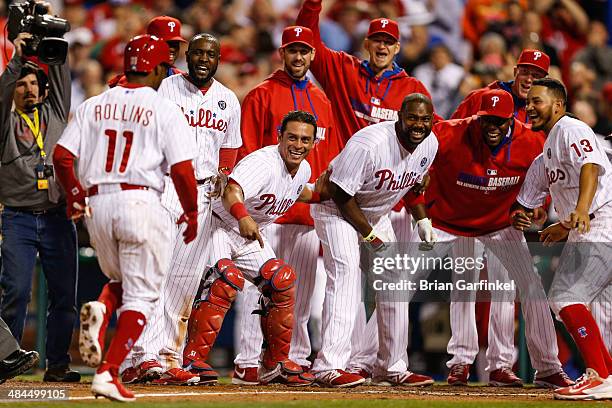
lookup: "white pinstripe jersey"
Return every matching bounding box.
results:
[212,145,311,233]
[327,120,438,222]
[516,153,548,209]
[541,116,612,221]
[158,74,242,179]
[58,85,196,192]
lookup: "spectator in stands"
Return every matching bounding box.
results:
[414,42,466,118]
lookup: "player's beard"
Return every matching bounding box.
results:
[188,64,217,87]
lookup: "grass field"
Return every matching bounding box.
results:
[1,375,608,407]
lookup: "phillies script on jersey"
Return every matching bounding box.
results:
[181,106,229,132]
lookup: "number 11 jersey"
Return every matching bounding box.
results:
[57,84,196,192]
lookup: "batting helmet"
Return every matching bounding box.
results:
[124,35,171,74]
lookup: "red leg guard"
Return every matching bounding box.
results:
[183,259,244,365]
[257,259,297,370]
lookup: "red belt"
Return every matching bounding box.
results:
[88,183,150,196]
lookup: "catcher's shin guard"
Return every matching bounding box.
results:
[183,259,244,365]
[255,259,297,370]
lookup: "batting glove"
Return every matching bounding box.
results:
[363,230,387,252]
[66,185,90,220]
[416,218,436,250]
[177,211,198,244]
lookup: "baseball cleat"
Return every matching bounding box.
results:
[183,359,218,385]
[314,369,365,388]
[92,368,136,402]
[79,301,107,368]
[372,371,434,387]
[488,368,523,387]
[347,368,372,385]
[231,366,259,385]
[120,366,140,384]
[259,360,315,387]
[534,370,574,389]
[554,369,612,400]
[447,364,470,386]
[152,368,200,385]
[121,360,163,384]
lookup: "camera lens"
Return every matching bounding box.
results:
[38,38,68,65]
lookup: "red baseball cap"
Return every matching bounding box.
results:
[477,90,514,118]
[367,18,399,42]
[281,26,314,49]
[517,49,550,74]
[147,16,186,43]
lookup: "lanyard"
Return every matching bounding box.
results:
[16,108,46,160]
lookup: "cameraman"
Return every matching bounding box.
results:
[0,30,79,382]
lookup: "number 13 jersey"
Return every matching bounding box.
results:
[542,115,612,221]
[57,84,196,192]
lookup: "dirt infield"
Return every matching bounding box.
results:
[0,380,559,404]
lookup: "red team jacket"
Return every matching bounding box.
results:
[239,69,343,226]
[296,0,433,144]
[426,116,545,236]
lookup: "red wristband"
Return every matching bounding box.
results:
[229,202,250,220]
[309,191,321,203]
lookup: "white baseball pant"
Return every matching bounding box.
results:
[548,207,612,317]
[347,207,417,373]
[312,203,411,377]
[123,180,213,371]
[234,223,320,368]
[86,188,170,319]
[432,226,562,376]
[447,241,516,372]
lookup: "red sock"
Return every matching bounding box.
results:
[559,304,609,377]
[96,310,146,374]
[98,282,123,315]
[96,282,123,348]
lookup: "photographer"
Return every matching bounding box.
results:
[0,25,79,382]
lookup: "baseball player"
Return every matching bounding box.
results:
[108,16,187,88]
[182,110,320,386]
[121,33,242,385]
[296,1,436,380]
[296,0,436,142]
[309,94,437,387]
[445,49,551,386]
[52,35,198,402]
[419,89,571,388]
[511,78,612,400]
[231,25,343,384]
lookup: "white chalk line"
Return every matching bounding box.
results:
[68,389,546,401]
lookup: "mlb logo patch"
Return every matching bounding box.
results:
[487,169,497,176]
[547,148,552,159]
[578,327,588,338]
[420,157,428,167]
[371,97,381,106]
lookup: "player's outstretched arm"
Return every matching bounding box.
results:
[222,180,264,248]
[568,163,599,233]
[170,160,198,244]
